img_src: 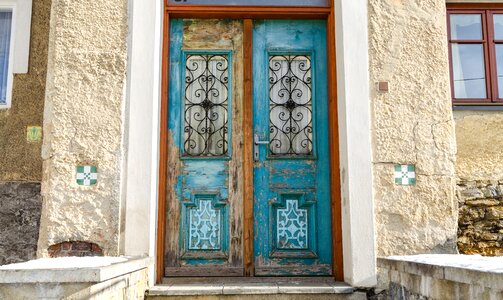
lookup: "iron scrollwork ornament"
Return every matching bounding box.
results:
[184,54,229,157]
[269,55,313,156]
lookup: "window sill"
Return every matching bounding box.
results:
[453,105,503,111]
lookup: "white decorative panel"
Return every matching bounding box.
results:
[189,199,221,250]
[277,199,308,249]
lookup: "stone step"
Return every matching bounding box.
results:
[147,277,366,300]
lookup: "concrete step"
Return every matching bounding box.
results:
[147,277,366,300]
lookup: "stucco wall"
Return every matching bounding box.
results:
[369,0,458,256]
[37,0,128,256]
[0,0,51,181]
[454,111,503,181]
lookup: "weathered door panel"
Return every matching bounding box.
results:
[165,19,244,277]
[252,20,332,276]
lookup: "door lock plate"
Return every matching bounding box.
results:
[254,134,269,161]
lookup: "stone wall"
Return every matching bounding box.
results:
[453,111,503,256]
[369,0,458,256]
[37,0,129,256]
[457,180,503,256]
[0,183,42,265]
[0,257,151,300]
[379,256,503,300]
[0,0,51,265]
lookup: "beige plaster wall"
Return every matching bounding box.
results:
[369,0,458,256]
[37,0,128,256]
[454,111,503,181]
[0,0,51,182]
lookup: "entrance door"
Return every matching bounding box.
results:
[165,19,245,277]
[165,18,332,278]
[252,20,332,276]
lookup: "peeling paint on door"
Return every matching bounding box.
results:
[252,20,332,276]
[165,19,244,277]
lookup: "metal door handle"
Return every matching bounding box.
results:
[254,134,270,145]
[254,134,269,161]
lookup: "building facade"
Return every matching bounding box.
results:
[0,0,502,290]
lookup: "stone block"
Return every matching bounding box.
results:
[486,207,503,220]
[460,188,485,201]
[480,233,500,241]
[482,186,499,198]
[465,199,500,207]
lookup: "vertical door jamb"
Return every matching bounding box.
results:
[157,10,170,284]
[327,5,344,282]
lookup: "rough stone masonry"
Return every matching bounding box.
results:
[457,180,503,256]
[0,183,42,265]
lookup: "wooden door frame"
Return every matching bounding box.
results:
[157,1,343,284]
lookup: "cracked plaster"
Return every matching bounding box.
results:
[369,0,458,256]
[37,0,128,256]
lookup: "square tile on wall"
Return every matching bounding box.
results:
[394,164,416,186]
[76,166,98,186]
[26,126,42,142]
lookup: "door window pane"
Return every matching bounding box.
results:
[451,44,487,99]
[450,14,483,40]
[494,14,503,40]
[184,54,229,157]
[269,55,313,156]
[0,11,12,104]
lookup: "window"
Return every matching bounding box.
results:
[448,8,503,104]
[0,0,34,108]
[0,9,12,106]
[183,53,230,157]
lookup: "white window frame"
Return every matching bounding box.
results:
[0,0,32,109]
[0,3,16,108]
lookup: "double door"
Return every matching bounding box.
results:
[165,19,332,277]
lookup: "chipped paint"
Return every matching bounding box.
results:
[165,19,244,276]
[252,20,332,276]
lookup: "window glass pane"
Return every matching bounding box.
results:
[0,11,12,104]
[450,14,483,40]
[451,44,487,99]
[269,55,313,156]
[495,44,503,98]
[169,0,328,6]
[184,54,229,157]
[494,14,503,40]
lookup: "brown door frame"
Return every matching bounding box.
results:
[157,1,343,283]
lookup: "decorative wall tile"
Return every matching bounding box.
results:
[76,166,98,186]
[277,199,308,249]
[26,126,42,142]
[394,164,416,186]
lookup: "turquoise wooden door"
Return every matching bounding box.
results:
[165,19,245,277]
[253,20,332,276]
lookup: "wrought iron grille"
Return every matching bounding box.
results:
[184,54,229,157]
[269,55,313,156]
